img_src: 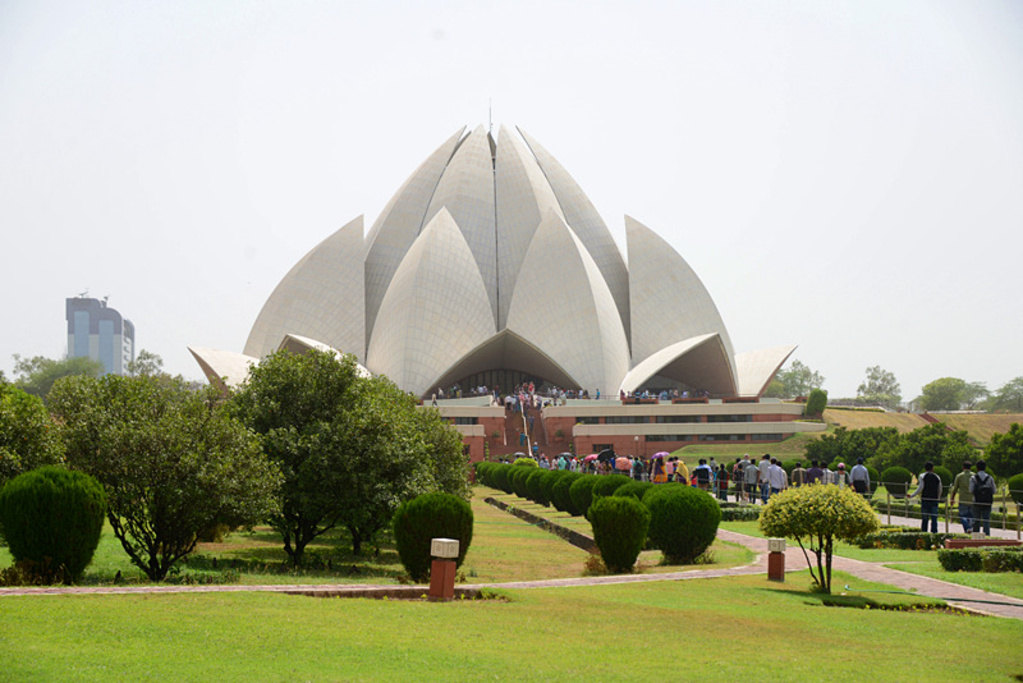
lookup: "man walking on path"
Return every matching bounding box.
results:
[758,454,771,503]
[790,461,806,487]
[806,460,824,485]
[970,460,997,536]
[850,458,870,497]
[744,458,759,503]
[949,461,974,534]
[767,458,788,497]
[909,461,943,533]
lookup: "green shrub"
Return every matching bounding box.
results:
[937,547,1023,573]
[525,469,549,505]
[569,475,601,518]
[512,466,536,498]
[866,465,880,493]
[392,492,473,582]
[933,465,954,488]
[0,466,106,584]
[539,470,567,506]
[591,474,632,499]
[552,472,582,514]
[474,461,492,484]
[855,530,964,550]
[1008,473,1023,506]
[720,506,760,521]
[588,495,650,573]
[805,388,828,417]
[781,460,799,475]
[881,466,913,498]
[642,484,720,564]
[513,457,538,468]
[490,464,513,493]
[613,480,653,501]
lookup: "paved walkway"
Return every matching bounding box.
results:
[879,511,1020,540]
[3,523,1022,620]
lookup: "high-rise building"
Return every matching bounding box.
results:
[66,296,135,375]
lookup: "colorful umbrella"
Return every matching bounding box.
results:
[615,456,631,470]
[651,451,669,459]
[583,454,599,462]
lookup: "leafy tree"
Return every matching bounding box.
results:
[759,485,878,593]
[803,426,899,468]
[229,349,469,563]
[12,354,103,400]
[0,383,63,486]
[989,377,1023,413]
[856,366,902,410]
[985,423,1023,478]
[917,377,988,411]
[48,374,280,581]
[763,360,825,398]
[126,349,164,377]
[805,388,828,417]
[871,422,977,474]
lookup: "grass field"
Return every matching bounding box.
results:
[929,413,1023,446]
[3,573,1022,680]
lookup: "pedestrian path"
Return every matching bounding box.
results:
[879,512,1020,540]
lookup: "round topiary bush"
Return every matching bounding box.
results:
[866,465,880,494]
[510,466,534,498]
[613,480,653,501]
[881,466,913,499]
[591,474,632,499]
[539,470,567,506]
[1008,473,1023,506]
[392,492,473,583]
[588,495,650,573]
[642,484,720,564]
[525,469,549,505]
[513,457,538,468]
[569,475,601,518]
[490,464,513,493]
[552,472,582,514]
[0,465,106,584]
[933,465,954,488]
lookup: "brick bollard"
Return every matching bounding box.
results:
[767,538,785,581]
[428,538,459,601]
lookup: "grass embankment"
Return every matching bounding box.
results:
[932,413,1023,446]
[3,573,1022,680]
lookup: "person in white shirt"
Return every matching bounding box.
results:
[767,458,788,498]
[757,455,772,503]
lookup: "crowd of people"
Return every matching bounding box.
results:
[432,381,711,407]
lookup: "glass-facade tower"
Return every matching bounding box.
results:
[65,297,135,375]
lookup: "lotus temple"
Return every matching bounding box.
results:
[190,125,825,460]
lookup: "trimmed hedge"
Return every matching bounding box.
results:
[510,466,533,498]
[855,530,965,550]
[1009,473,1023,506]
[591,474,632,499]
[392,492,473,582]
[881,466,913,498]
[642,483,720,564]
[933,466,954,488]
[539,470,568,506]
[613,480,653,501]
[0,466,106,583]
[938,547,1023,573]
[552,472,583,514]
[525,469,549,506]
[588,495,650,573]
[569,475,601,518]
[513,457,538,468]
[720,506,760,521]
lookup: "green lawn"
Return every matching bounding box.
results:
[882,561,1023,602]
[2,572,1021,680]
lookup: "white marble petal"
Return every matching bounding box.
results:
[277,334,372,378]
[366,208,496,396]
[188,346,258,392]
[626,215,736,381]
[363,127,466,345]
[618,334,737,396]
[735,345,797,397]
[244,215,366,361]
[506,209,630,393]
[517,126,631,340]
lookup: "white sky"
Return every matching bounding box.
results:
[1,0,1021,400]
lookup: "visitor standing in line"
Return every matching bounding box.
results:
[806,460,824,485]
[970,460,996,536]
[909,461,943,533]
[790,461,806,487]
[758,454,771,503]
[849,458,870,497]
[948,461,973,534]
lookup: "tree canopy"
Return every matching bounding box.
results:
[988,377,1023,413]
[229,349,469,563]
[985,423,1023,478]
[126,349,164,377]
[803,426,899,468]
[0,383,63,486]
[49,374,280,581]
[856,365,901,410]
[763,359,825,398]
[871,422,977,474]
[12,354,103,400]
[917,377,988,411]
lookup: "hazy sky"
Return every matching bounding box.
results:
[2,1,1021,400]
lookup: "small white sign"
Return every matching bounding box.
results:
[431,537,460,559]
[767,538,786,553]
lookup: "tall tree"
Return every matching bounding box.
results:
[871,422,977,473]
[126,349,164,377]
[985,423,1023,478]
[763,360,825,398]
[856,366,902,410]
[230,349,468,563]
[917,377,988,411]
[990,377,1023,413]
[0,383,63,486]
[12,354,103,400]
[49,374,280,581]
